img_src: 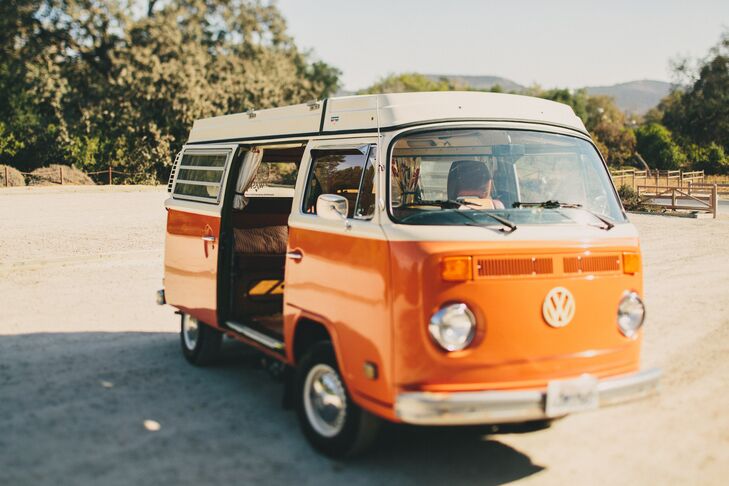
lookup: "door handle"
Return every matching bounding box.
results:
[286,250,303,261]
[201,236,216,242]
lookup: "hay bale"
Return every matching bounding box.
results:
[28,165,95,185]
[0,164,26,187]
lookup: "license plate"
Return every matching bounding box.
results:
[545,374,599,417]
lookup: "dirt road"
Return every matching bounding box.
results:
[1,186,728,485]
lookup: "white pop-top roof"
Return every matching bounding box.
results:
[186,91,587,144]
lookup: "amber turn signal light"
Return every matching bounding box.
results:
[441,256,473,281]
[622,253,641,274]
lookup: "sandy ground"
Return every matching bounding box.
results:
[1,186,728,486]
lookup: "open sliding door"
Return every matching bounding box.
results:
[164,143,241,328]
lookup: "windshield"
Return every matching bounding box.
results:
[389,128,625,226]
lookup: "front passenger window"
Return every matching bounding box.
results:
[303,147,373,218]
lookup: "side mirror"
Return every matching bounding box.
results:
[316,194,351,229]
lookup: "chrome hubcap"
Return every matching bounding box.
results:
[303,364,347,437]
[182,315,199,350]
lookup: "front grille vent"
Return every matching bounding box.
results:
[477,257,553,277]
[563,255,621,273]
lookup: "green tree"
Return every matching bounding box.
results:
[0,0,77,170]
[358,73,463,94]
[663,30,729,152]
[643,90,682,125]
[635,123,686,170]
[0,122,24,163]
[0,0,341,181]
[685,143,729,175]
[533,88,636,166]
[584,95,637,166]
[538,88,591,122]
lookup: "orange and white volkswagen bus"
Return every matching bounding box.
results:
[159,92,660,457]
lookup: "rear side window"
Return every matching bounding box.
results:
[302,146,375,219]
[244,146,304,198]
[173,152,229,203]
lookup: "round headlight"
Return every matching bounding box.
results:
[428,303,476,352]
[617,291,645,338]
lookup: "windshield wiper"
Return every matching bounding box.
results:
[451,208,518,233]
[403,200,517,232]
[405,199,482,209]
[512,200,615,230]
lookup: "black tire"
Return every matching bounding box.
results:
[180,314,222,366]
[295,341,381,458]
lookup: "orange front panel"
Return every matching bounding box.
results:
[389,238,644,391]
[164,209,220,327]
[284,227,393,406]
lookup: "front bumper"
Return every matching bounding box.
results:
[395,368,661,425]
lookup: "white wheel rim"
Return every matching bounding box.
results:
[182,315,199,350]
[303,363,347,438]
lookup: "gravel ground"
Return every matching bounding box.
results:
[1,186,728,485]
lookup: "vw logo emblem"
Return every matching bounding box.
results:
[542,287,576,328]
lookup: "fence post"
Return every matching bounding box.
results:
[688,181,692,195]
[671,188,676,209]
[654,170,659,187]
[108,166,112,185]
[679,170,683,186]
[4,166,8,187]
[59,166,64,185]
[712,184,718,219]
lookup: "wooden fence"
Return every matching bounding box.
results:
[637,184,718,218]
[5,165,139,187]
[611,168,706,190]
[86,167,138,185]
[686,181,729,197]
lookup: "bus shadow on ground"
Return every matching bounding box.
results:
[0,332,544,486]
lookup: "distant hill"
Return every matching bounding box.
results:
[424,74,525,92]
[584,80,672,114]
[417,75,672,114]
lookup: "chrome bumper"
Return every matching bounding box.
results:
[395,368,661,426]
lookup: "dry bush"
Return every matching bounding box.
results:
[28,165,95,185]
[0,165,26,187]
[706,174,729,184]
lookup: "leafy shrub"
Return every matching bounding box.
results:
[617,185,643,211]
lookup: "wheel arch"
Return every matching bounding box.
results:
[293,318,329,361]
[286,310,398,423]
[287,311,349,375]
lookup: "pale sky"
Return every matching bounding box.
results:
[276,0,728,91]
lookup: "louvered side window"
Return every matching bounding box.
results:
[172,152,230,203]
[167,151,182,192]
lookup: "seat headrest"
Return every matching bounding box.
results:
[447,160,492,200]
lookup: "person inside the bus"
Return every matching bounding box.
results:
[446,160,505,209]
